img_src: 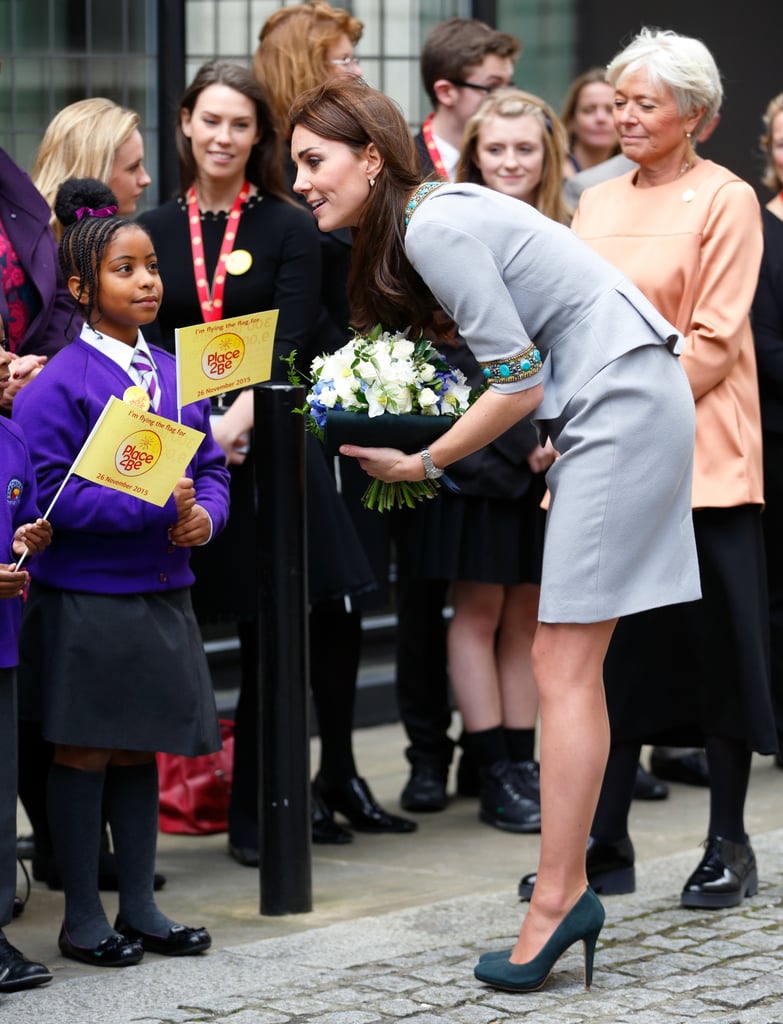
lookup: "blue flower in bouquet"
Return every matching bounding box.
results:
[304,327,470,437]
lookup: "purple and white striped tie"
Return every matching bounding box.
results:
[131,347,160,412]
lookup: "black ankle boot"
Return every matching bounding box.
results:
[400,752,449,813]
[680,835,757,909]
[518,833,635,900]
[478,761,541,834]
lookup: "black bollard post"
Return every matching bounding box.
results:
[253,382,312,915]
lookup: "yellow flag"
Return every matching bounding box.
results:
[72,396,205,507]
[175,309,279,412]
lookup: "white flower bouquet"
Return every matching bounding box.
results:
[288,326,471,511]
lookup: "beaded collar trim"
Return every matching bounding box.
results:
[480,341,543,385]
[404,181,444,228]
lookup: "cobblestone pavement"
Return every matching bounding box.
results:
[4,830,783,1024]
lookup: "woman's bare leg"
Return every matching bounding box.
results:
[447,580,504,731]
[510,618,616,963]
[497,583,540,729]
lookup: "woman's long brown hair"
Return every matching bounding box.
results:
[290,79,450,338]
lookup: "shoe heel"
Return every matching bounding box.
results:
[592,865,635,895]
[745,866,759,898]
[583,928,601,989]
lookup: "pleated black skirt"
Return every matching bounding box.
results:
[18,582,221,756]
[395,474,546,586]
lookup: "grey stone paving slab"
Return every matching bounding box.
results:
[1,829,782,1024]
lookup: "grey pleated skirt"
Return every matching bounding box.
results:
[537,344,700,623]
[18,582,221,756]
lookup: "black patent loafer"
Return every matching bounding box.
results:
[0,933,52,992]
[58,925,143,967]
[114,916,211,956]
[314,774,417,834]
[519,833,635,900]
[311,786,354,844]
[681,835,758,909]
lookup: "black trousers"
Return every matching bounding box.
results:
[762,430,783,748]
[394,576,454,765]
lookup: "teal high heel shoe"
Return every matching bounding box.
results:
[474,886,605,993]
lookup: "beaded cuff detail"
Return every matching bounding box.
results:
[404,182,444,228]
[480,342,542,384]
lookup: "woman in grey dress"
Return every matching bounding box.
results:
[289,79,700,995]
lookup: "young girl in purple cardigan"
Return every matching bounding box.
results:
[0,417,52,991]
[13,179,230,968]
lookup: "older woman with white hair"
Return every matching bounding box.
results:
[518,27,772,910]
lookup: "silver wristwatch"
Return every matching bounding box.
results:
[420,448,444,479]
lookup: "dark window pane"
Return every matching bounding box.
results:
[91,0,126,54]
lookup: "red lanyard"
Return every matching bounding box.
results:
[421,115,450,181]
[186,180,249,322]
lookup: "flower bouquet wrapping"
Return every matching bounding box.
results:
[290,326,471,511]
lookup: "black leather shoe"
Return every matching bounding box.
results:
[519,833,635,900]
[512,759,540,798]
[633,763,669,801]
[650,749,709,787]
[313,774,417,833]
[228,842,260,866]
[478,761,541,834]
[681,835,758,909]
[311,786,353,844]
[58,925,144,967]
[0,933,52,992]
[114,916,211,956]
[400,756,449,812]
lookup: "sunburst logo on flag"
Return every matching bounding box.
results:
[202,332,245,380]
[115,430,163,476]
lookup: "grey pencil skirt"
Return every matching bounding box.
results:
[537,343,700,623]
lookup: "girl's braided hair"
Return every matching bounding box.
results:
[56,177,150,332]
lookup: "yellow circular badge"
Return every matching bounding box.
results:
[122,385,150,412]
[225,249,253,275]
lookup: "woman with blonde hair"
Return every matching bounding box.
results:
[32,97,151,237]
[253,0,363,137]
[457,88,570,223]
